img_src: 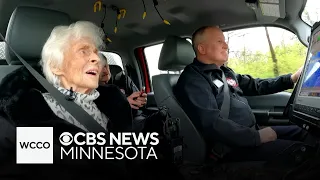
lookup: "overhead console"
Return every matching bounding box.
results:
[291,21,320,137]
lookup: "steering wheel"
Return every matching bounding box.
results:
[283,75,302,117]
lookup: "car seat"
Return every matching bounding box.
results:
[152,35,207,164]
[0,6,70,82]
[0,5,70,161]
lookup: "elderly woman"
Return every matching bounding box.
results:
[0,21,132,178]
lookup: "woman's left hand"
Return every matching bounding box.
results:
[136,92,147,106]
[127,91,147,109]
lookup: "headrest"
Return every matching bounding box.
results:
[158,36,195,71]
[5,6,71,65]
[109,64,123,76]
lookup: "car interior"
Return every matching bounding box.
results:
[0,0,320,175]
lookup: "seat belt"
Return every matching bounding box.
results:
[0,33,106,133]
[122,65,140,94]
[220,72,230,119]
[189,66,232,159]
[191,66,231,118]
[209,71,231,160]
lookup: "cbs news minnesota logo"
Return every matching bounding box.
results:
[16,127,159,164]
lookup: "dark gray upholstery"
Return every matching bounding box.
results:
[109,64,123,77]
[158,36,195,71]
[0,60,7,65]
[152,36,206,164]
[0,7,71,84]
[5,6,71,65]
[0,66,21,82]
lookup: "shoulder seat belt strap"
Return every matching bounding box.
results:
[220,72,230,119]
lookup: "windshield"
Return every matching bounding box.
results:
[301,0,320,26]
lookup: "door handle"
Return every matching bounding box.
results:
[253,109,287,117]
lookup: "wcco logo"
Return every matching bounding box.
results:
[16,127,53,164]
[19,141,51,149]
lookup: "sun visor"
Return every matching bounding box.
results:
[246,0,286,23]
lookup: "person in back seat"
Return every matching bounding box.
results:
[174,25,312,162]
[99,56,151,132]
[99,58,147,110]
[0,21,132,178]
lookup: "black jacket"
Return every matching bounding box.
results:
[175,59,294,150]
[0,65,133,179]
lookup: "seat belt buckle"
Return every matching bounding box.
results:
[170,137,183,165]
[210,149,224,160]
[163,116,184,165]
[210,142,230,160]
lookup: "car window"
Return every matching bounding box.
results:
[301,0,320,26]
[100,52,123,69]
[144,43,163,79]
[144,28,306,78]
[144,27,307,92]
[225,27,307,80]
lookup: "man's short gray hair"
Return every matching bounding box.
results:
[40,21,105,86]
[192,25,219,54]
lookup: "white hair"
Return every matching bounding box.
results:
[40,21,105,86]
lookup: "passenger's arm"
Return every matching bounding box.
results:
[236,73,294,96]
[177,76,261,148]
[125,76,147,109]
[126,76,140,93]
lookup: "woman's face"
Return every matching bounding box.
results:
[52,37,102,94]
[100,64,111,84]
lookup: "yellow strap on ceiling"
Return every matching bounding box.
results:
[93,0,171,44]
[153,0,170,25]
[93,0,102,12]
[112,6,126,33]
[141,0,147,19]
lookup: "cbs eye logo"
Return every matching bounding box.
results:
[59,132,73,146]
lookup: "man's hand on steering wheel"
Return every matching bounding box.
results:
[284,66,304,117]
[291,66,304,83]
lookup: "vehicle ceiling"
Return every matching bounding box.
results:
[0,0,309,52]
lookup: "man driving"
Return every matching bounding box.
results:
[175,25,308,162]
